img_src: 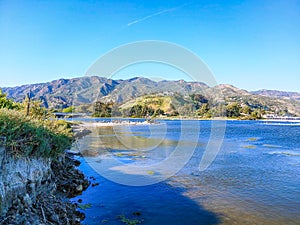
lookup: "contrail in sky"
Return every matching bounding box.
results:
[127,3,190,27]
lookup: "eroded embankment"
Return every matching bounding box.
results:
[0,127,91,225]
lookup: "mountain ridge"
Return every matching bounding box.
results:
[251,89,300,101]
[1,76,299,116]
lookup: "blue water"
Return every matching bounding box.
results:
[71,120,300,225]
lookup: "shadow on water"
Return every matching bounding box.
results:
[71,120,300,225]
[73,157,221,225]
[71,123,221,224]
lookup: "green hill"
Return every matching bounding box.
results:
[1,76,299,117]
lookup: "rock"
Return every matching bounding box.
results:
[0,152,89,225]
[49,214,59,223]
[92,182,99,187]
[22,194,32,207]
[73,159,81,166]
[133,211,142,216]
[73,127,92,139]
[66,149,81,155]
[76,185,83,192]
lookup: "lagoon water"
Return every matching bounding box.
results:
[71,119,300,225]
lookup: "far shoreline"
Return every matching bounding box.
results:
[68,116,300,125]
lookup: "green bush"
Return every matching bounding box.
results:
[0,89,20,110]
[62,106,75,113]
[20,99,50,119]
[129,104,154,117]
[93,101,112,117]
[0,108,73,158]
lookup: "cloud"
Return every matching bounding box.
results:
[127,3,189,27]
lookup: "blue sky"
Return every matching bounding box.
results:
[0,0,299,91]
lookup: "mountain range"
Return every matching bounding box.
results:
[251,90,300,101]
[1,76,300,116]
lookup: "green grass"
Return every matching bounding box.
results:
[119,94,184,115]
[0,108,73,158]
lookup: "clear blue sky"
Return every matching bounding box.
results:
[1,0,299,91]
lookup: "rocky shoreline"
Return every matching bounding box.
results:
[0,126,92,225]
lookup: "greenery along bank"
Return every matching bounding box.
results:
[91,93,266,119]
[0,89,89,225]
[0,89,73,158]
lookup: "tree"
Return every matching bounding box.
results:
[210,104,226,117]
[93,101,113,117]
[240,105,251,115]
[251,109,262,119]
[178,103,195,116]
[197,103,210,117]
[226,102,241,118]
[154,108,165,116]
[190,94,208,103]
[21,98,49,119]
[0,89,18,109]
[190,94,208,110]
[129,104,154,117]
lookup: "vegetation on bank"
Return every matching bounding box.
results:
[90,93,267,120]
[0,89,73,158]
[0,89,19,110]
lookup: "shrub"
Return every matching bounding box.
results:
[0,89,20,110]
[62,106,75,113]
[20,99,50,119]
[0,108,73,158]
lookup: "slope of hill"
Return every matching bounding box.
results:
[119,93,192,116]
[251,89,300,101]
[1,77,209,107]
[1,76,300,116]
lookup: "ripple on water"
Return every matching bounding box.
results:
[72,119,300,225]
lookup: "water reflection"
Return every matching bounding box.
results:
[74,120,300,225]
[73,158,221,225]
